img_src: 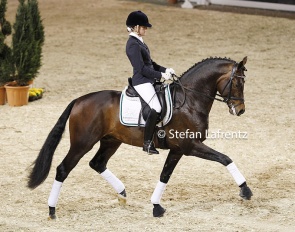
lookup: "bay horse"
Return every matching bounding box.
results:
[27,57,253,219]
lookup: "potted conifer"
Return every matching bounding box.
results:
[5,0,44,106]
[0,0,14,105]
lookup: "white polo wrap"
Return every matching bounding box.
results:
[48,180,63,207]
[100,169,125,194]
[151,181,166,204]
[226,162,246,186]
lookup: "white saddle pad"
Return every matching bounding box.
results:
[119,85,173,127]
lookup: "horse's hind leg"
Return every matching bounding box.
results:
[48,144,93,219]
[89,136,126,203]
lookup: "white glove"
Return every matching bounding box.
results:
[161,72,172,80]
[165,68,175,75]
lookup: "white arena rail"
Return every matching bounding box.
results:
[182,0,295,12]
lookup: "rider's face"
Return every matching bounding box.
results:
[138,26,147,36]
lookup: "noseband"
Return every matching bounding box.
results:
[217,63,246,108]
[171,63,246,109]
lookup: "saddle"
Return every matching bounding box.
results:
[126,78,167,121]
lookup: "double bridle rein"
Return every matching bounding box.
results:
[171,63,246,109]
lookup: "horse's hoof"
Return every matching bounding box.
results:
[48,214,56,220]
[153,204,166,217]
[48,206,56,220]
[118,190,127,205]
[239,185,253,200]
[118,194,127,205]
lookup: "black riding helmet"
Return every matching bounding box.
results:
[126,11,152,28]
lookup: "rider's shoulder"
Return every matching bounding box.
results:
[127,36,141,47]
[128,36,140,43]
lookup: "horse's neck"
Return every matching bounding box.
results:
[178,64,226,114]
[181,60,233,94]
[181,72,218,99]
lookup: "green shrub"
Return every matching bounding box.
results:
[0,0,14,86]
[12,0,45,86]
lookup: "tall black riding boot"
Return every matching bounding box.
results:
[143,109,159,154]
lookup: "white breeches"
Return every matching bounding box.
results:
[134,82,161,113]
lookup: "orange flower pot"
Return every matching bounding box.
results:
[4,84,30,107]
[0,86,6,105]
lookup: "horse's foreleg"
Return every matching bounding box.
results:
[89,137,126,203]
[151,149,183,217]
[226,162,253,200]
[188,142,253,200]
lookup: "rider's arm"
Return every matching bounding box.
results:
[126,41,162,82]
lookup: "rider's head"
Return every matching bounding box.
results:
[126,11,152,36]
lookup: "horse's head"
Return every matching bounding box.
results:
[217,57,247,116]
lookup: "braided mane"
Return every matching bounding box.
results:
[180,57,235,78]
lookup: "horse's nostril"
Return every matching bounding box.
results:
[237,109,245,116]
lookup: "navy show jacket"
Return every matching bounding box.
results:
[126,36,166,86]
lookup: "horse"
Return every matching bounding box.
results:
[27,57,253,219]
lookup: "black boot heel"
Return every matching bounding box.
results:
[143,140,159,154]
[143,109,159,155]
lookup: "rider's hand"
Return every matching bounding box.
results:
[165,68,175,76]
[161,72,172,80]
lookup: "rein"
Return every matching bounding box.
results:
[170,63,246,109]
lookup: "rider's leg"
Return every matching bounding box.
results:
[143,108,159,154]
[134,83,161,154]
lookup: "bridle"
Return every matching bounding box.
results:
[217,63,246,111]
[170,63,246,109]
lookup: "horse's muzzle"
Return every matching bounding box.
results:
[229,102,245,116]
[237,108,245,116]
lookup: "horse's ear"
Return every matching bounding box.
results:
[242,56,247,65]
[238,56,247,69]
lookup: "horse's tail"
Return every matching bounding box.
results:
[27,100,76,189]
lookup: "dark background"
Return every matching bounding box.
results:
[245,0,295,4]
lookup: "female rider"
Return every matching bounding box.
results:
[125,11,175,154]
